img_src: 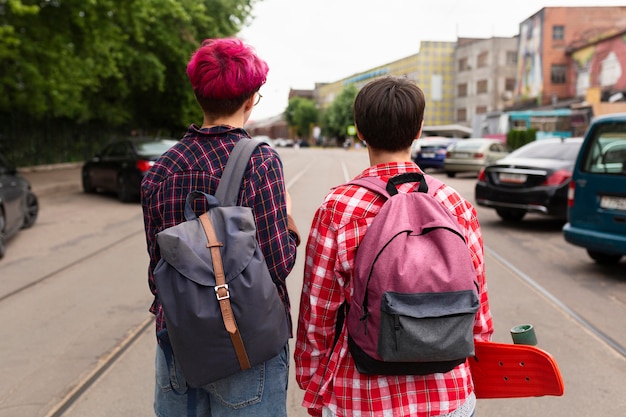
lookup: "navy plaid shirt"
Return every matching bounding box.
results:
[141,124,299,335]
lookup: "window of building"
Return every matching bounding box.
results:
[477,79,488,94]
[458,57,468,71]
[551,65,567,84]
[476,106,487,114]
[457,108,467,122]
[505,78,516,91]
[431,74,443,101]
[477,52,488,68]
[506,51,517,66]
[553,25,565,41]
[457,83,468,97]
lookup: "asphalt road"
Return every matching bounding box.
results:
[3,148,624,417]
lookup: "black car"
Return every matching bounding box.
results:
[0,153,39,258]
[475,137,584,222]
[82,137,177,202]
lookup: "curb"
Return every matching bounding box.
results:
[17,162,83,174]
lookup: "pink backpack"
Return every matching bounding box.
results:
[345,172,479,375]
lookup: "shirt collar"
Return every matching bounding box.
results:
[188,123,249,137]
[354,161,423,180]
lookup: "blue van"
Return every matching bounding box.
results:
[563,113,626,264]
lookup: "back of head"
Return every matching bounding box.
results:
[187,38,269,117]
[353,76,425,152]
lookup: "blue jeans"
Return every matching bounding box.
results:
[154,342,289,417]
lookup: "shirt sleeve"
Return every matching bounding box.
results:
[295,205,342,392]
[247,147,299,285]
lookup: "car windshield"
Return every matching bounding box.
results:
[136,140,177,156]
[509,140,582,161]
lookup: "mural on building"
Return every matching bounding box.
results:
[572,34,626,97]
[516,13,543,101]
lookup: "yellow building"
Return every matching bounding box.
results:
[314,41,457,127]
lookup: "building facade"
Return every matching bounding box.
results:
[315,41,457,128]
[455,37,519,128]
[515,6,626,107]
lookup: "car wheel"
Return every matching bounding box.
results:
[446,171,456,178]
[495,208,526,222]
[117,175,135,203]
[82,170,95,193]
[587,250,622,265]
[22,192,39,229]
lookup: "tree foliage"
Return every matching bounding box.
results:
[321,84,357,143]
[0,0,257,165]
[284,96,319,140]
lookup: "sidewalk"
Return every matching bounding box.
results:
[19,163,83,198]
[53,247,626,417]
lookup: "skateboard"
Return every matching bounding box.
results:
[469,341,565,399]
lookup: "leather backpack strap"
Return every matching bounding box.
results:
[199,212,251,371]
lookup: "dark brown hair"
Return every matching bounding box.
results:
[353,76,425,152]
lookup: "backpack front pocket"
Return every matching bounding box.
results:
[378,290,479,362]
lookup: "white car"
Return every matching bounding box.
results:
[444,138,511,177]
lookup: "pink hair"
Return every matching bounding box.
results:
[186,38,269,100]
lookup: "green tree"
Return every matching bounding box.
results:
[321,84,357,144]
[284,97,319,140]
[0,0,257,165]
[1,0,255,126]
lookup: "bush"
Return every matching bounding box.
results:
[507,128,536,150]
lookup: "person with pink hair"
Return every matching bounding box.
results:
[141,38,300,417]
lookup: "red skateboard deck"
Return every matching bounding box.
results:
[469,341,565,399]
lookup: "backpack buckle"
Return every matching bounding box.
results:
[215,284,230,300]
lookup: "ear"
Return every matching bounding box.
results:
[415,120,424,140]
[355,124,365,141]
[243,95,255,113]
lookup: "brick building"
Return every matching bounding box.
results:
[515,6,626,107]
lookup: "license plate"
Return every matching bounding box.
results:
[499,173,527,184]
[421,152,435,158]
[600,195,626,211]
[454,152,470,158]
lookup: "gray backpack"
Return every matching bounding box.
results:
[153,139,290,387]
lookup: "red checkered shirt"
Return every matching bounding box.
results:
[295,162,493,417]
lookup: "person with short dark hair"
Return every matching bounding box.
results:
[142,37,300,417]
[295,76,493,417]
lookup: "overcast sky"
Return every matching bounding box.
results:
[237,0,626,120]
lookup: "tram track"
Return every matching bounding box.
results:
[0,230,143,304]
[487,245,626,359]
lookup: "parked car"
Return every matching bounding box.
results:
[273,138,295,147]
[563,113,626,264]
[444,138,511,177]
[82,137,178,202]
[413,137,458,170]
[0,153,39,259]
[475,137,584,222]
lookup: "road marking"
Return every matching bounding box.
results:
[286,159,317,190]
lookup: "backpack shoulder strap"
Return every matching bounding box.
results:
[423,174,445,197]
[348,177,391,199]
[215,138,263,206]
[349,172,428,198]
